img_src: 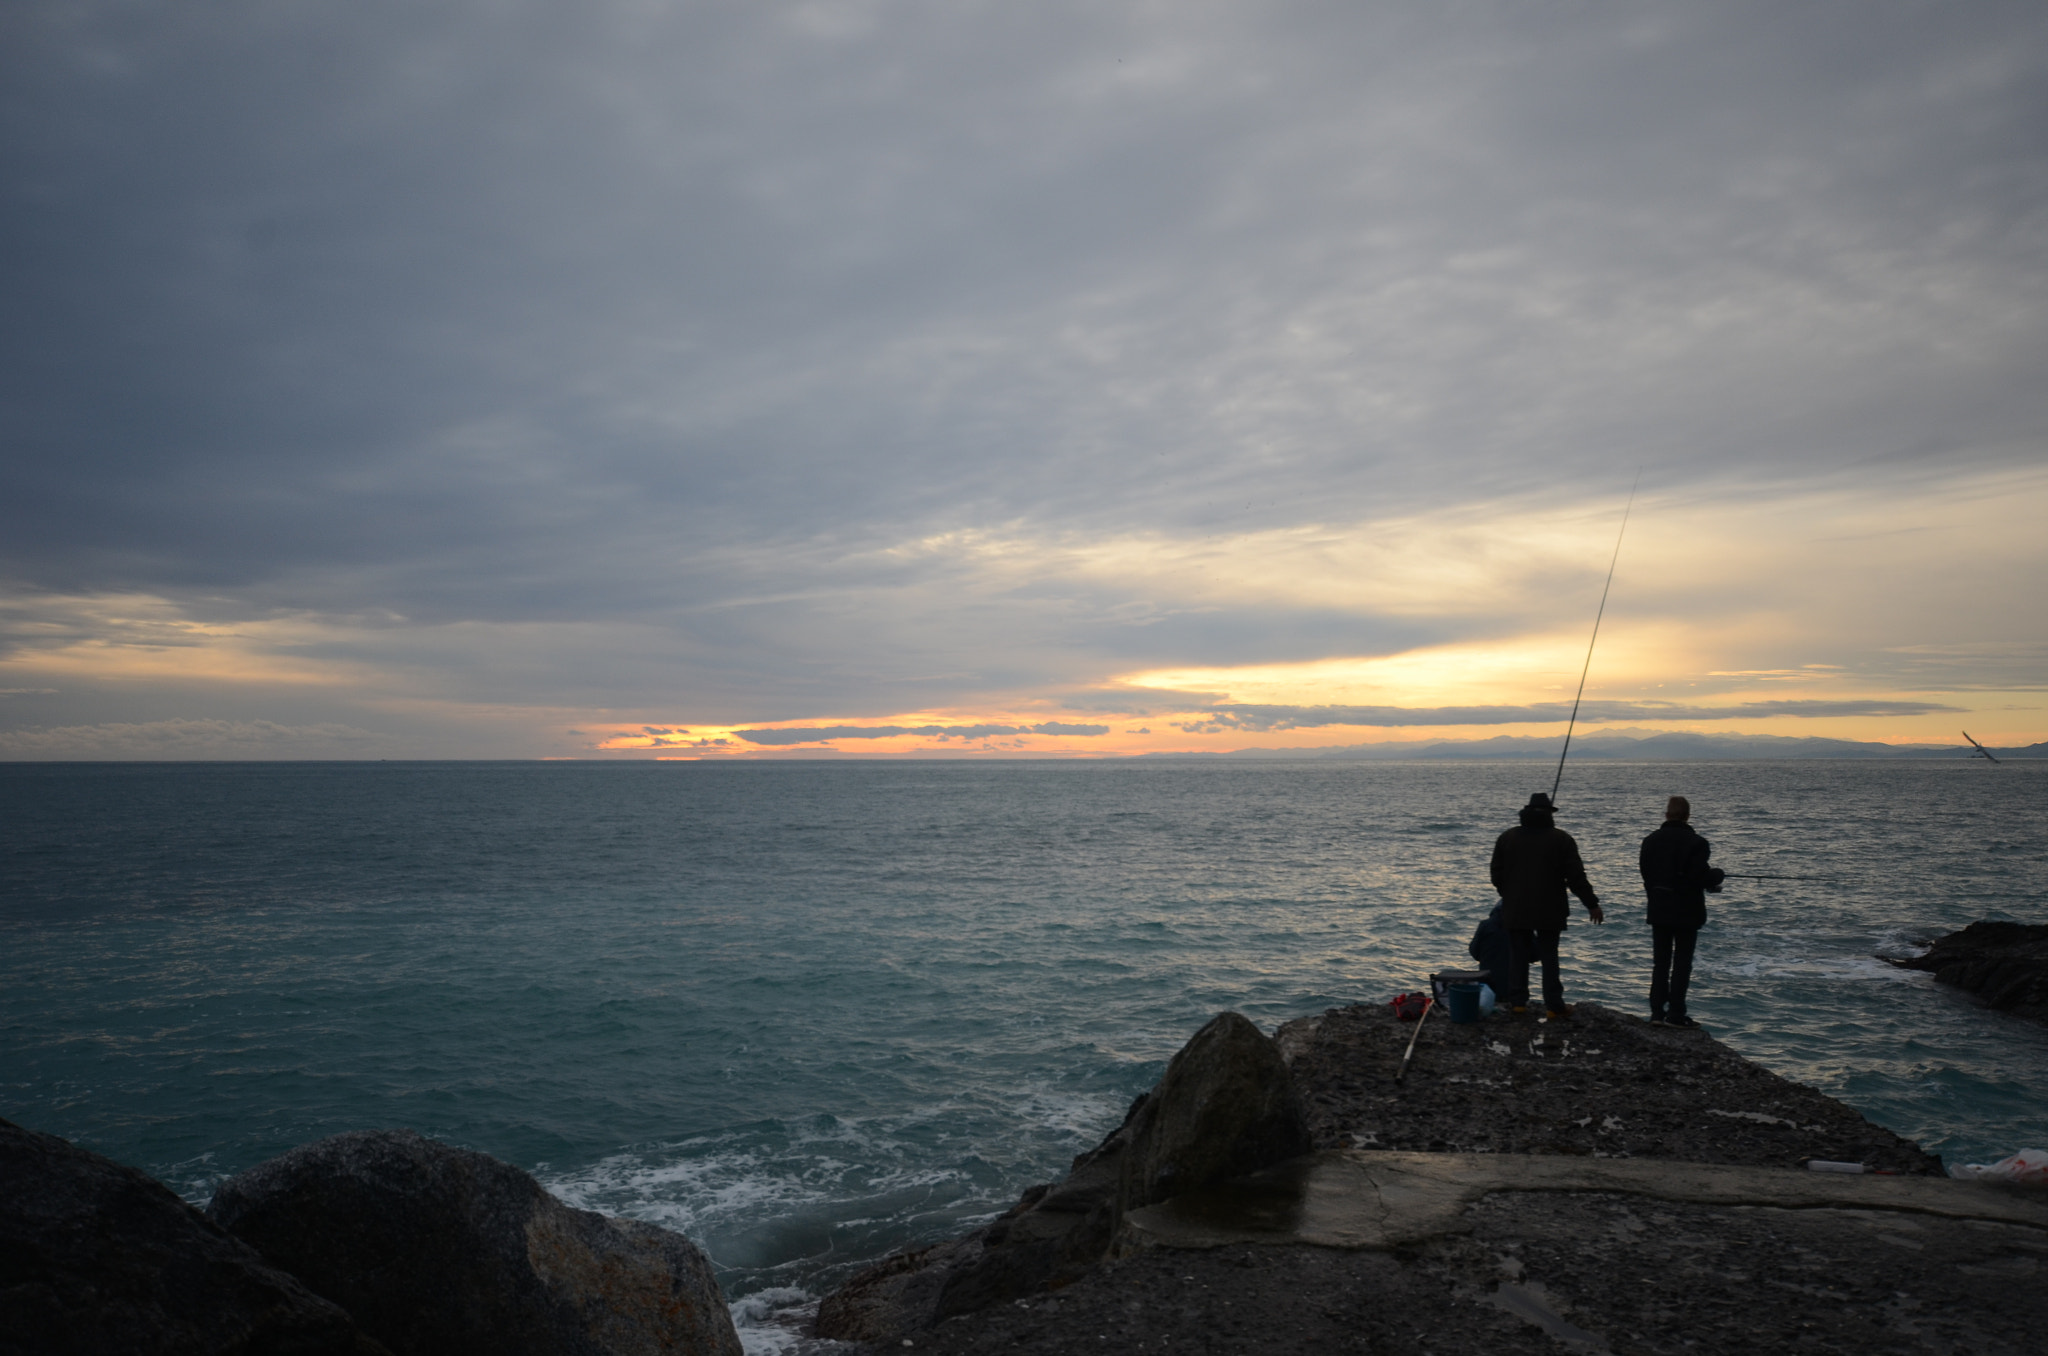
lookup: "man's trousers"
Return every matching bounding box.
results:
[1509,928,1564,1012]
[1650,925,1698,1021]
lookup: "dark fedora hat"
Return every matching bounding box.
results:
[1523,792,1556,813]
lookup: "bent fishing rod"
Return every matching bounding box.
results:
[1550,472,1640,806]
[1720,872,1839,883]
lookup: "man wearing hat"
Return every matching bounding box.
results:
[1638,795,1725,1028]
[1489,792,1603,1018]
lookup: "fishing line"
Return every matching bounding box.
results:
[1551,472,1640,806]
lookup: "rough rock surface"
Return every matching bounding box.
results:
[814,1011,1309,1343]
[207,1129,741,1356]
[813,1002,1968,1351]
[1275,1000,1944,1173]
[897,1190,2048,1355]
[0,1116,387,1356]
[1895,920,2048,1024]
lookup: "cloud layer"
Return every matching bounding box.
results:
[1177,699,1965,734]
[2,1,2043,755]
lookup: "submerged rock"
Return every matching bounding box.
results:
[1896,920,2048,1024]
[206,1129,741,1356]
[0,1116,386,1356]
[815,1011,1311,1343]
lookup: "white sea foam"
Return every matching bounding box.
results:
[538,1101,1031,1251]
[543,1135,972,1238]
[1010,1085,1125,1145]
[1716,950,1921,983]
[728,1287,858,1356]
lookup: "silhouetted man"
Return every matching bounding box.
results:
[1489,792,1603,1018]
[1468,901,1515,1009]
[1638,794,1725,1029]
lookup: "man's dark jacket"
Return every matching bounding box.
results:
[1638,820,1722,930]
[1490,809,1598,930]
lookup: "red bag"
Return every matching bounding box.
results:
[1389,991,1430,1021]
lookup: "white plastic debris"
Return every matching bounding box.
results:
[1949,1149,2048,1185]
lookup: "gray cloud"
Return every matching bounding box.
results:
[0,718,384,757]
[1178,699,1965,732]
[2,1,2043,737]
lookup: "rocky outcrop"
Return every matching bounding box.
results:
[207,1130,741,1356]
[815,1011,1310,1344]
[1896,920,2048,1024]
[0,1116,388,1356]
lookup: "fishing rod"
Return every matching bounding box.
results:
[1394,994,1434,1083]
[1551,472,1641,806]
[1719,872,1838,882]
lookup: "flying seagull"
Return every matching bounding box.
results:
[1962,730,2001,763]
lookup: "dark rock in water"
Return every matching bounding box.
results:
[206,1129,741,1356]
[0,1116,387,1356]
[815,1011,1309,1344]
[1896,920,2048,1024]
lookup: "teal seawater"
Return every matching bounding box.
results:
[3,760,2044,1319]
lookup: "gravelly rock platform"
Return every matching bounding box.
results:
[898,1184,2048,1355]
[1275,1000,1944,1174]
[803,1002,2045,1354]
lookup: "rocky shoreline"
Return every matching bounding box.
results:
[808,999,2043,1355]
[8,955,2046,1355]
[888,1156,2048,1356]
[0,1119,743,1356]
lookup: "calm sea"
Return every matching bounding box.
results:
[3,760,2044,1344]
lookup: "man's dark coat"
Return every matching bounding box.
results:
[1638,819,1721,930]
[1489,810,1598,930]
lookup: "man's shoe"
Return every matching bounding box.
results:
[1648,1014,1667,1026]
[1544,1005,1574,1021]
[1666,1015,1703,1030]
[1509,1005,1530,1016]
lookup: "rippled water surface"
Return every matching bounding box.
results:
[3,759,2044,1327]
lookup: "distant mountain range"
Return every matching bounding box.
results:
[1148,730,2048,761]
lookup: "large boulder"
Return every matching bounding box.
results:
[1121,1007,1319,1201]
[816,1011,1310,1343]
[0,1116,387,1356]
[1897,921,2048,1024]
[206,1130,741,1356]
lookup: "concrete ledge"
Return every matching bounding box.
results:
[1123,1149,2048,1251]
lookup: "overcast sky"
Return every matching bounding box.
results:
[3,0,2044,758]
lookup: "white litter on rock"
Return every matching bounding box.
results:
[1708,1109,1822,1131]
[1950,1149,2048,1185]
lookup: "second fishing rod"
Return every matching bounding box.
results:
[1550,474,1638,808]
